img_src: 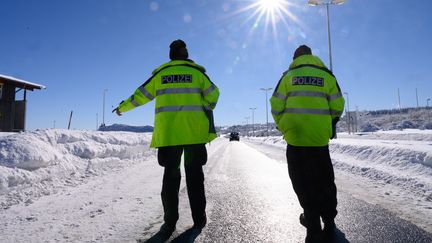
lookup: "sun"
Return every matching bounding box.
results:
[257,0,284,12]
[226,0,301,40]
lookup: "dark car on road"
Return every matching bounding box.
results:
[229,132,240,141]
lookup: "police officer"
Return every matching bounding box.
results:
[270,45,344,243]
[113,39,219,240]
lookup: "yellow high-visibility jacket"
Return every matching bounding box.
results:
[270,55,345,146]
[117,60,219,148]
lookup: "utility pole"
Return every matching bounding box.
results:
[355,105,359,132]
[249,107,257,136]
[244,116,250,136]
[68,111,73,130]
[260,88,272,136]
[343,92,350,134]
[397,88,401,110]
[428,98,431,124]
[96,113,99,130]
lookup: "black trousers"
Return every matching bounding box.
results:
[286,145,337,229]
[157,144,207,227]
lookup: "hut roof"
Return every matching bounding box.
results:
[0,74,45,91]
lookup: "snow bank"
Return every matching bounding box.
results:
[98,123,153,133]
[0,129,154,209]
[338,129,432,142]
[329,138,432,204]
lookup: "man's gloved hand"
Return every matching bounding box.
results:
[330,118,339,139]
[112,108,122,116]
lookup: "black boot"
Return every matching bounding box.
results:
[305,229,323,243]
[160,223,176,235]
[193,213,207,229]
[157,223,176,241]
[301,213,322,243]
[322,219,336,242]
[299,213,307,227]
[144,223,176,243]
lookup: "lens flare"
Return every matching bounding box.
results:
[227,0,302,40]
[258,0,284,12]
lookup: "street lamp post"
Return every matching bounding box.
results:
[249,107,257,136]
[102,89,108,127]
[343,92,350,134]
[260,88,273,136]
[308,0,345,71]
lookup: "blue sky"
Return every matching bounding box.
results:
[1,0,432,130]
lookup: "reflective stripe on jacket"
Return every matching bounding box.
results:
[118,60,219,148]
[270,55,345,146]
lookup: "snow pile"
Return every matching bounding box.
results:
[247,136,286,147]
[0,129,154,209]
[98,123,153,133]
[359,122,380,132]
[330,138,432,193]
[345,129,432,141]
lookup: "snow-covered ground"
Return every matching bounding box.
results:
[245,130,432,233]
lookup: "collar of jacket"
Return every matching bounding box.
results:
[152,59,206,75]
[288,54,327,70]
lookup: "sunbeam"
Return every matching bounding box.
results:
[236,0,301,38]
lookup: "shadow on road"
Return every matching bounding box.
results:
[138,227,202,243]
[140,226,347,243]
[140,230,171,243]
[170,228,202,243]
[333,228,350,243]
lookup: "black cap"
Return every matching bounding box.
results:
[169,39,189,60]
[293,45,312,60]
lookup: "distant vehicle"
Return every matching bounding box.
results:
[229,132,240,141]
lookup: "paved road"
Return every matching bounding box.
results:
[166,139,432,243]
